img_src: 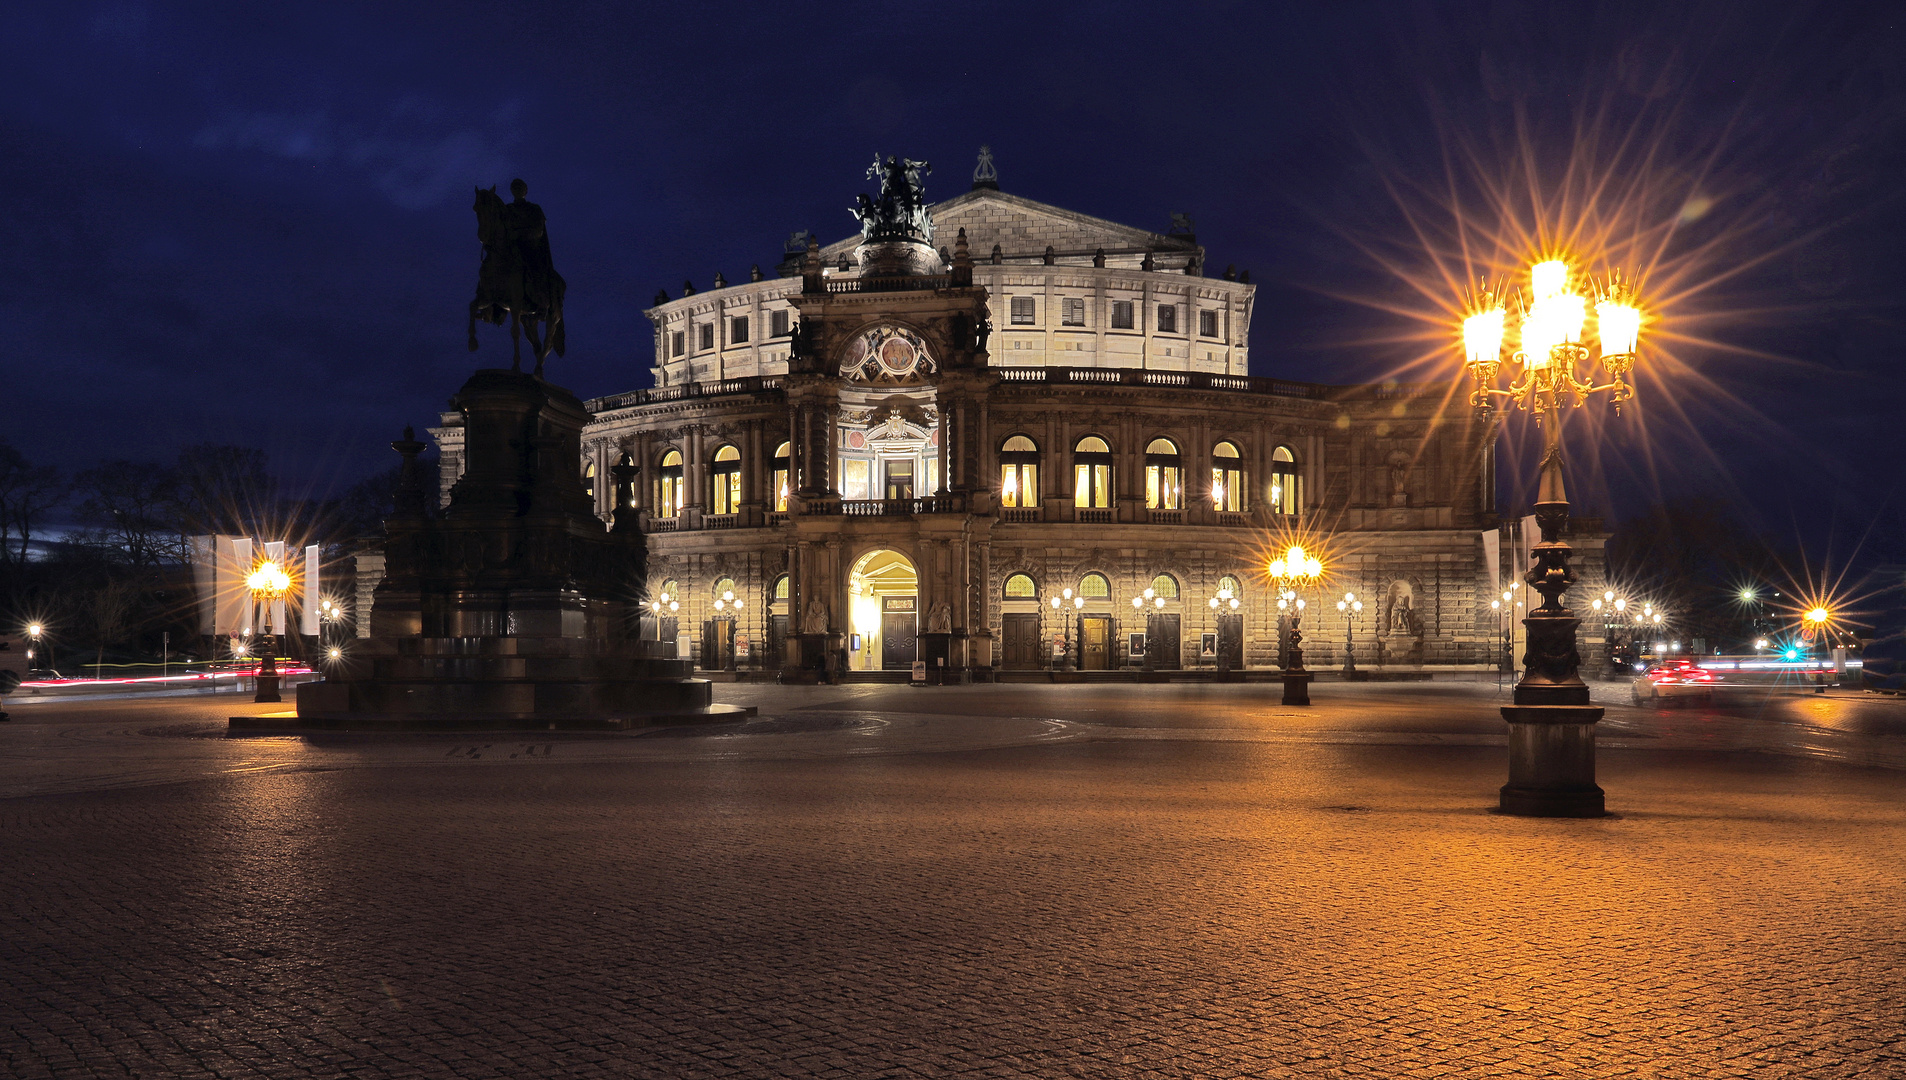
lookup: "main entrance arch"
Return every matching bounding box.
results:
[848,548,919,671]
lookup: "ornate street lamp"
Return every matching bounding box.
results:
[1802,606,1831,693]
[711,589,745,671]
[245,558,293,703]
[1050,587,1085,672]
[1131,588,1165,671]
[1208,585,1243,676]
[24,622,46,674]
[1267,545,1323,705]
[1464,258,1642,817]
[1336,592,1363,678]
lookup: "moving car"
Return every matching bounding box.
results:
[1631,659,1718,707]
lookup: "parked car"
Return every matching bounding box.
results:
[1631,659,1718,707]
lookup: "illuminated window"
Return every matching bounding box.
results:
[659,578,680,603]
[1004,574,1037,599]
[712,577,736,599]
[583,460,596,496]
[1010,296,1035,325]
[772,441,790,511]
[1156,304,1177,333]
[1073,436,1113,508]
[1217,575,1241,597]
[1000,435,1039,508]
[1144,438,1183,510]
[1150,574,1179,600]
[1269,446,1301,516]
[711,445,741,514]
[658,450,684,518]
[1110,301,1134,329]
[730,316,749,344]
[773,575,789,601]
[1062,297,1085,326]
[1080,573,1110,599]
[1211,441,1244,511]
[842,458,871,500]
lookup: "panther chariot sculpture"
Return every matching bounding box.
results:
[468,178,567,378]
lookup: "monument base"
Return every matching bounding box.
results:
[1281,671,1313,705]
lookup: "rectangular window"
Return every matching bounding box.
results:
[699,323,715,350]
[1001,463,1038,507]
[1156,304,1177,333]
[1199,310,1219,337]
[713,472,741,514]
[842,459,871,500]
[1010,296,1036,325]
[884,460,914,501]
[671,331,685,357]
[1110,301,1134,329]
[731,316,749,344]
[1074,464,1112,508]
[1062,297,1085,326]
[771,309,791,337]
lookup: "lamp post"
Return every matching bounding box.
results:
[1463,258,1642,817]
[1208,586,1243,676]
[1132,589,1164,671]
[1050,588,1085,671]
[1268,545,1323,705]
[245,558,292,703]
[1336,592,1362,678]
[25,622,45,674]
[1803,606,1830,693]
[711,589,745,671]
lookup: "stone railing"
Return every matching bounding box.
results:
[1077,508,1114,525]
[990,367,1437,401]
[586,375,784,413]
[703,514,738,530]
[1148,509,1185,525]
[825,274,953,294]
[999,507,1041,523]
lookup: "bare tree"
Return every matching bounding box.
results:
[0,441,65,564]
[74,461,184,570]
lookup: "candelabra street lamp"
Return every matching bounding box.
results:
[1464,258,1642,817]
[1336,592,1363,678]
[1208,585,1243,677]
[1268,545,1323,705]
[1131,589,1165,672]
[245,558,293,703]
[711,589,745,671]
[1050,588,1086,672]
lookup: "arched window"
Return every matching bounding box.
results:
[1212,441,1245,512]
[1150,574,1180,600]
[712,576,736,600]
[1145,438,1183,510]
[658,450,684,518]
[1073,436,1113,508]
[772,442,791,512]
[1217,574,1242,599]
[1079,573,1110,599]
[1270,446,1301,516]
[1000,435,1040,508]
[1004,573,1037,599]
[711,445,741,514]
[658,578,680,604]
[583,460,596,496]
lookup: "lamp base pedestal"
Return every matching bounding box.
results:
[1281,671,1312,706]
[1499,704,1605,817]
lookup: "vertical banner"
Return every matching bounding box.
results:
[301,545,320,636]
[264,541,286,635]
[229,537,253,635]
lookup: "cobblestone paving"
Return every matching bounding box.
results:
[3,686,1904,1077]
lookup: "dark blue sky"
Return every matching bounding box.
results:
[4,1,1902,566]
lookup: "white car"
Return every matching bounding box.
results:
[1631,660,1718,707]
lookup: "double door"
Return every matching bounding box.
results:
[1001,613,1043,670]
[1079,616,1112,670]
[881,596,917,670]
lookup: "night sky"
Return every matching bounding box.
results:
[5,2,1902,568]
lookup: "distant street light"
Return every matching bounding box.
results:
[1336,592,1363,678]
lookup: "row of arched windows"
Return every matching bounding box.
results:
[632,443,795,518]
[1003,435,1301,514]
[1004,572,1206,601]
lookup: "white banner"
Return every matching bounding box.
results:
[301,545,320,636]
[227,537,253,636]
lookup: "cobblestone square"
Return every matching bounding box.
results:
[3,682,1903,1077]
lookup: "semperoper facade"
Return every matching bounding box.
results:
[431,150,1596,678]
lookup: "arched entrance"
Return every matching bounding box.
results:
[848,549,919,671]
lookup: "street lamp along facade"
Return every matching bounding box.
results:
[1463,258,1643,817]
[245,558,294,703]
[1267,544,1323,704]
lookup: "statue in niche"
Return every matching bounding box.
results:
[927,602,951,634]
[803,598,830,635]
[1386,451,1412,507]
[1382,579,1418,637]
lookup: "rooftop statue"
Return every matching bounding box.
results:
[468,178,567,378]
[851,154,933,243]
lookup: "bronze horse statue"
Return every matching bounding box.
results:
[468,180,566,377]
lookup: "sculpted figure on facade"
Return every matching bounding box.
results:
[802,597,830,634]
[1387,451,1412,507]
[852,154,933,242]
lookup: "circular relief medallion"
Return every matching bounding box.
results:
[847,430,867,450]
[879,336,918,375]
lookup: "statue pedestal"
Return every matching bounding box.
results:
[1499,705,1606,816]
[249,370,751,733]
[1281,671,1312,706]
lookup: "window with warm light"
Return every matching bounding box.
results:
[658,450,684,518]
[1000,435,1039,508]
[1150,574,1179,600]
[1080,573,1110,600]
[1073,436,1113,508]
[1004,574,1037,599]
[1217,575,1241,598]
[1269,445,1301,515]
[772,442,791,511]
[1144,438,1182,510]
[583,460,596,497]
[1211,441,1244,511]
[711,445,741,514]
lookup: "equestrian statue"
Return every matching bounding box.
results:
[468,178,567,377]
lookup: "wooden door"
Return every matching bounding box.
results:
[1080,616,1112,670]
[1002,613,1041,669]
[881,598,918,670]
[1152,614,1181,669]
[768,614,787,667]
